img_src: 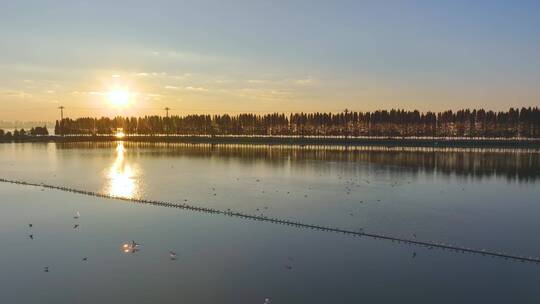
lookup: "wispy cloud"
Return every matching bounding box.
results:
[247,79,270,84]
[150,50,220,63]
[71,90,106,96]
[2,90,33,99]
[165,85,209,92]
[140,93,164,101]
[245,76,316,86]
[135,72,168,77]
[225,88,295,102]
[294,77,315,85]
[185,86,209,92]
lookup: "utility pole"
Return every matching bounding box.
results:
[344,108,349,139]
[58,106,65,137]
[164,107,170,134]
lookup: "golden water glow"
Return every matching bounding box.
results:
[115,131,125,138]
[107,87,131,107]
[105,142,139,198]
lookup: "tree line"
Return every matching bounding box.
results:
[50,108,540,138]
[0,126,49,138]
[1,108,539,138]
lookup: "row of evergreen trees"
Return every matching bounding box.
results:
[0,126,49,138]
[52,108,540,138]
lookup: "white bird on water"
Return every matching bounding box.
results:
[74,211,80,219]
[169,251,177,260]
[122,240,141,253]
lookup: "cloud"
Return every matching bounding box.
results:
[294,77,315,85]
[228,88,295,102]
[214,79,232,84]
[247,79,270,84]
[245,76,316,86]
[2,90,33,99]
[71,90,105,96]
[135,72,168,77]
[165,85,209,92]
[141,93,163,101]
[146,93,163,98]
[185,86,209,92]
[149,50,220,63]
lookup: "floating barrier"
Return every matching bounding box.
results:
[1,177,539,265]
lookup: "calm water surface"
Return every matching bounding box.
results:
[1,142,539,303]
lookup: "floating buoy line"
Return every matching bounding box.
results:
[1,177,539,265]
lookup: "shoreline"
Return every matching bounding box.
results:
[1,135,540,149]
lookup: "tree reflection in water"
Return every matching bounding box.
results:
[54,142,540,183]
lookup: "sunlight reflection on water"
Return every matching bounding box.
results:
[105,142,140,198]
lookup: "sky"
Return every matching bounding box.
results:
[1,0,539,120]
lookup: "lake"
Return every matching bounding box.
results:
[1,142,539,303]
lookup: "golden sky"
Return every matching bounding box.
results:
[1,1,539,120]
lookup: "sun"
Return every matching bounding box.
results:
[107,88,131,106]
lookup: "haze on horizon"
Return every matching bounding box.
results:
[1,0,539,121]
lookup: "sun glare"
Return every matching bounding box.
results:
[107,88,130,106]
